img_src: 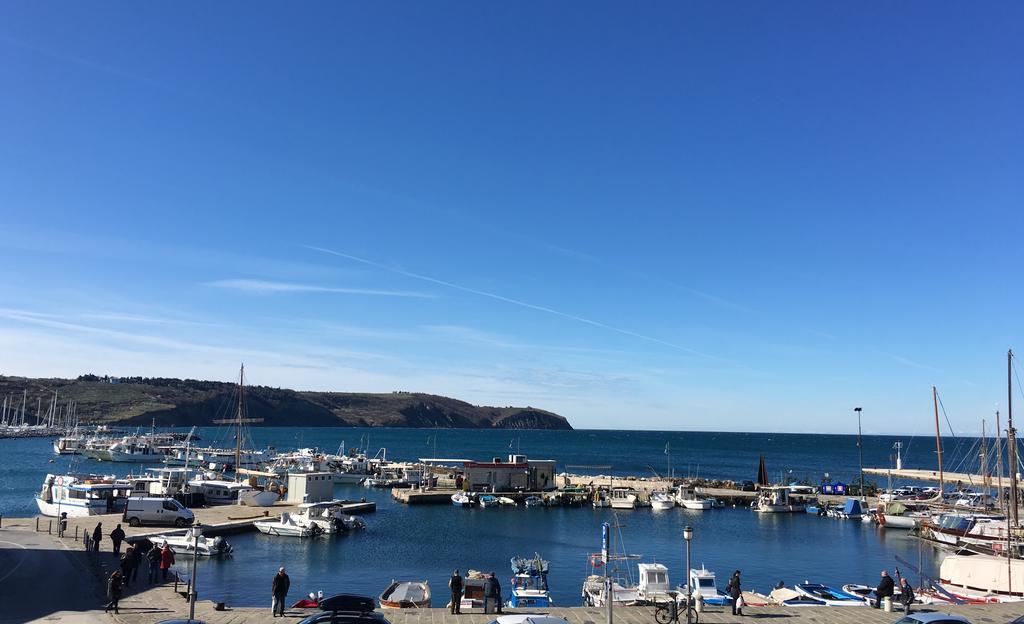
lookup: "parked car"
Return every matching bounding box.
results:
[298,594,391,624]
[740,480,756,492]
[123,496,195,527]
[893,614,971,624]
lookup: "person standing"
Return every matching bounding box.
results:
[159,542,175,581]
[448,569,464,614]
[491,572,502,614]
[899,578,914,614]
[58,512,68,538]
[91,523,102,553]
[727,570,742,616]
[120,544,136,586]
[104,570,123,614]
[272,567,290,617]
[875,570,894,609]
[146,545,161,584]
[128,542,142,584]
[110,524,126,555]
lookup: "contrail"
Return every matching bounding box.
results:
[305,245,723,360]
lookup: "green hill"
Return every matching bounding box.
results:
[0,374,572,430]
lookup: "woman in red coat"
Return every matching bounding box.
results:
[159,543,175,582]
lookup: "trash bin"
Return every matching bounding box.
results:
[883,597,893,612]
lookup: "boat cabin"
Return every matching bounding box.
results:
[36,473,132,517]
[637,563,670,601]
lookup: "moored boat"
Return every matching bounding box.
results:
[254,512,322,538]
[649,491,675,510]
[35,473,129,517]
[793,583,866,606]
[508,553,553,608]
[379,580,431,608]
[150,527,233,557]
[754,486,805,513]
[451,492,474,507]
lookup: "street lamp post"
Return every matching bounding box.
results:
[189,524,201,621]
[855,407,865,501]
[683,526,693,624]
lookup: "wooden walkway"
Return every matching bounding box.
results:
[104,582,1024,624]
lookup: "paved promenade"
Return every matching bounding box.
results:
[3,517,1024,624]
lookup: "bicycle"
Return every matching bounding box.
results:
[653,596,698,624]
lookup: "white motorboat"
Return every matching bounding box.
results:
[150,527,233,556]
[35,473,130,517]
[498,496,517,506]
[793,583,867,606]
[650,491,675,510]
[591,490,611,508]
[525,495,544,507]
[451,492,474,507]
[478,495,500,508]
[379,580,432,608]
[296,501,367,534]
[254,512,322,537]
[107,437,168,462]
[754,486,805,513]
[581,575,641,607]
[684,567,732,606]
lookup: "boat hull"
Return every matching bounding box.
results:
[35,496,109,518]
[379,581,432,608]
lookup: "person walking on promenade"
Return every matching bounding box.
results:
[726,570,743,616]
[449,569,464,614]
[58,512,68,538]
[146,544,161,584]
[91,522,102,553]
[272,567,291,617]
[875,570,894,609]
[899,578,915,614]
[159,542,175,582]
[104,570,123,614]
[110,524,126,555]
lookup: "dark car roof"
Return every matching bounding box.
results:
[299,615,388,624]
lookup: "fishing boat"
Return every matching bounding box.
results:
[379,580,431,608]
[685,567,732,606]
[636,563,671,603]
[836,498,864,520]
[793,583,866,606]
[254,512,322,538]
[149,527,233,557]
[478,495,500,508]
[107,436,169,463]
[498,496,517,506]
[186,477,280,506]
[581,520,643,607]
[508,553,553,608]
[877,501,932,529]
[53,435,84,455]
[673,485,713,510]
[35,473,130,517]
[649,491,675,510]
[754,486,805,513]
[524,495,544,507]
[608,487,639,510]
[592,490,611,508]
[451,492,474,507]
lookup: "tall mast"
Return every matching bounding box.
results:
[933,386,944,497]
[1008,350,1018,527]
[996,411,1005,513]
[236,365,244,482]
[981,419,988,496]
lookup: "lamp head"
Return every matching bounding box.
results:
[854,407,862,413]
[683,525,693,541]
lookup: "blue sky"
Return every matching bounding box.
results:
[1,3,1022,434]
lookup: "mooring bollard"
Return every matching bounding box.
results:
[75,526,80,541]
[35,517,39,532]
[48,520,52,534]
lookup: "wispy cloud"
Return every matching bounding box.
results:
[305,246,725,360]
[882,351,943,373]
[208,279,435,298]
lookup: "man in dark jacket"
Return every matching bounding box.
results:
[128,542,142,584]
[484,572,502,614]
[899,577,914,614]
[146,545,161,584]
[91,523,102,553]
[120,545,135,586]
[272,567,290,617]
[875,570,894,608]
[449,569,464,614]
[104,570,123,614]
[110,524,126,555]
[726,570,742,616]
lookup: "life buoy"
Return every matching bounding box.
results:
[589,554,604,567]
[55,476,64,486]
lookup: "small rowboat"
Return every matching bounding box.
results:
[379,580,431,608]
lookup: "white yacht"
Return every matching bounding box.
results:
[107,437,168,462]
[674,485,713,510]
[35,473,131,517]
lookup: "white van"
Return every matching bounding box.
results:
[123,497,195,527]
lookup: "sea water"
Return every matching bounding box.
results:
[1,428,979,606]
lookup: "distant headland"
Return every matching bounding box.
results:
[0,374,573,430]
